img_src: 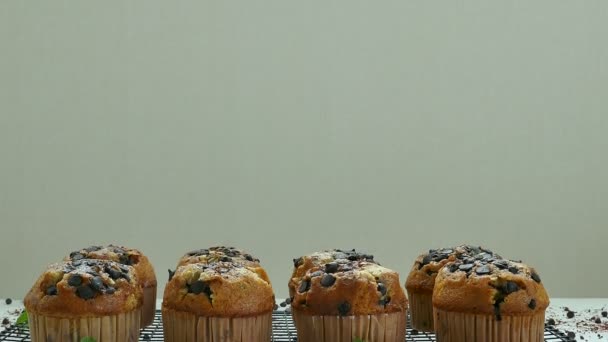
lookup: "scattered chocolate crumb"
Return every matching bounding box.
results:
[603,311,608,318]
[1,318,9,325]
[567,311,575,319]
[547,318,556,325]
[567,331,576,339]
[4,299,11,305]
[595,318,602,324]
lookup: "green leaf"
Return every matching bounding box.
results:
[80,337,97,342]
[15,311,28,325]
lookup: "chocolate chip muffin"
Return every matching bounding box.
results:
[24,259,143,342]
[405,245,501,331]
[66,244,157,327]
[290,255,407,342]
[162,261,275,342]
[176,246,270,283]
[433,258,549,342]
[288,249,376,298]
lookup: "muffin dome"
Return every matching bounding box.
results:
[290,258,407,316]
[24,259,142,317]
[289,249,376,297]
[162,262,274,317]
[433,258,549,319]
[66,244,156,288]
[406,245,501,292]
[176,246,270,283]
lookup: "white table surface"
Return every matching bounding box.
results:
[2,298,606,341]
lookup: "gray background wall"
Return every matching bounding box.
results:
[1,1,607,299]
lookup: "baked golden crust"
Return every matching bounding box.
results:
[176,246,270,284]
[290,259,407,316]
[162,262,274,317]
[288,249,376,298]
[405,245,500,294]
[24,260,143,317]
[66,245,157,288]
[433,259,549,319]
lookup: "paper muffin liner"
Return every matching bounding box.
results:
[141,285,157,327]
[434,308,545,342]
[28,308,141,342]
[292,309,407,342]
[407,290,434,332]
[162,307,272,342]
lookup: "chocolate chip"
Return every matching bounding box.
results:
[1,318,9,325]
[244,254,254,262]
[168,269,175,281]
[320,274,336,287]
[508,266,519,274]
[504,281,520,294]
[85,246,101,252]
[567,311,575,319]
[286,297,292,304]
[120,272,131,282]
[76,285,95,300]
[379,296,392,306]
[105,287,116,294]
[4,298,11,305]
[547,318,556,325]
[46,285,58,296]
[325,262,339,273]
[448,264,459,273]
[298,280,310,293]
[421,254,433,266]
[567,331,575,339]
[189,280,210,295]
[106,267,121,280]
[459,264,473,272]
[310,271,323,278]
[280,301,287,307]
[293,257,304,268]
[70,252,85,261]
[531,272,541,283]
[528,299,536,309]
[602,311,607,317]
[90,277,104,291]
[220,256,232,262]
[67,274,83,287]
[493,260,509,269]
[337,301,351,316]
[377,283,387,296]
[476,265,491,275]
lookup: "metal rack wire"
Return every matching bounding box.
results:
[0,310,574,341]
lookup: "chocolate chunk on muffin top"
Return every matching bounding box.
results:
[24,259,143,317]
[406,245,501,292]
[290,259,407,316]
[162,262,274,318]
[433,258,549,320]
[65,245,156,288]
[175,246,270,284]
[289,249,377,297]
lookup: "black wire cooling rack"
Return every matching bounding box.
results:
[0,310,574,341]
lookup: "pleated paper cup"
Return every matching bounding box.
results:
[407,290,434,332]
[434,308,546,342]
[141,285,157,327]
[28,308,141,342]
[162,307,272,342]
[292,309,407,342]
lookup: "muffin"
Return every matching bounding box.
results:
[433,258,549,342]
[162,261,275,341]
[24,259,143,342]
[290,255,407,342]
[288,249,376,298]
[66,244,157,327]
[176,246,270,283]
[405,245,500,331]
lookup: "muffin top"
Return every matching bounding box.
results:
[433,258,549,319]
[289,249,376,297]
[162,262,274,317]
[24,259,143,317]
[405,245,500,293]
[176,246,270,283]
[290,258,407,316]
[66,245,157,288]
